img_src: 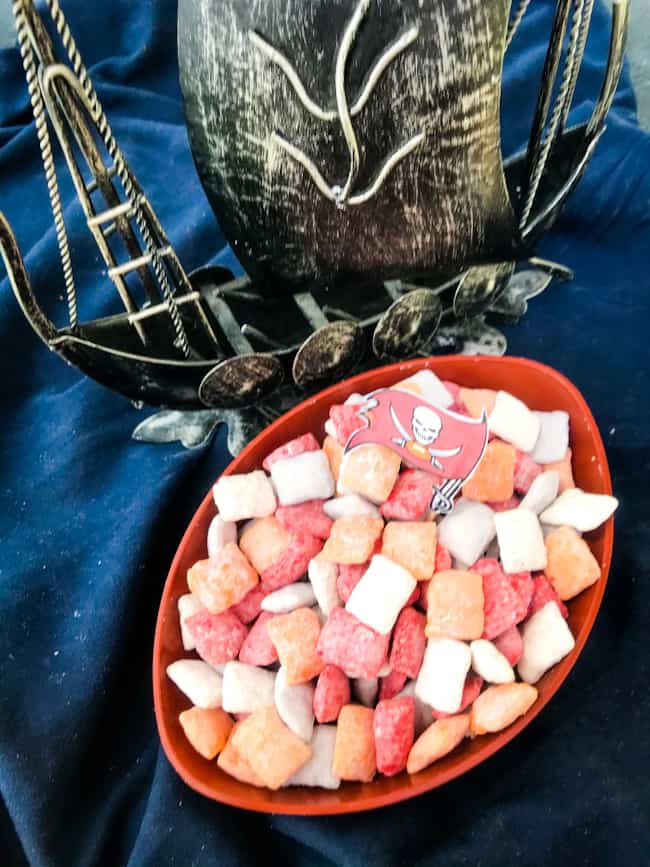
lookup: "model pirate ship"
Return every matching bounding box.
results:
[0,0,629,431]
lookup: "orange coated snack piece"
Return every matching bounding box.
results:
[179,706,233,760]
[217,725,265,787]
[469,683,538,735]
[338,444,401,504]
[267,607,325,684]
[406,714,469,773]
[425,570,485,640]
[382,521,438,582]
[462,440,516,503]
[322,435,344,480]
[239,516,290,574]
[230,707,312,790]
[332,705,377,782]
[320,515,384,564]
[187,543,258,614]
[545,448,576,493]
[459,387,497,419]
[544,525,601,600]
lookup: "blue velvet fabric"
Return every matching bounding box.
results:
[1,2,649,865]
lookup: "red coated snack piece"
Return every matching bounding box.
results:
[380,469,435,521]
[508,571,534,623]
[404,584,421,607]
[513,449,543,494]
[313,664,350,723]
[336,562,367,603]
[418,580,430,612]
[238,611,278,666]
[488,496,521,512]
[230,583,267,624]
[261,531,323,591]
[379,668,408,701]
[493,625,523,666]
[389,607,426,678]
[262,432,320,471]
[373,696,416,776]
[185,609,248,667]
[275,500,333,540]
[527,574,569,619]
[432,671,484,719]
[316,606,389,678]
[435,545,452,573]
[472,558,521,639]
[329,404,365,445]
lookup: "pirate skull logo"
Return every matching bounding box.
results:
[411,405,442,445]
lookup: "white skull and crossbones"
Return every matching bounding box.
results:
[411,406,442,445]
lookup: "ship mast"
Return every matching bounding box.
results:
[12,0,221,358]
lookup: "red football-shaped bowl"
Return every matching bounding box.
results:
[153,356,614,814]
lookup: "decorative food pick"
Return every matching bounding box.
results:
[165,367,618,790]
[342,386,488,513]
[0,0,629,450]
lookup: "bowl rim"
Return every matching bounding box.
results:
[152,355,614,814]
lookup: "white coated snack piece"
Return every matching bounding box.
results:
[166,660,223,709]
[540,488,619,533]
[415,638,472,714]
[322,494,382,520]
[308,558,340,617]
[206,515,238,559]
[531,411,570,463]
[344,392,367,405]
[274,666,315,742]
[470,639,515,684]
[177,593,204,651]
[494,508,547,573]
[395,369,454,409]
[261,583,317,614]
[352,677,379,707]
[396,680,434,737]
[270,450,335,506]
[346,554,417,635]
[324,419,337,439]
[438,498,496,566]
[284,725,341,789]
[518,602,576,684]
[221,661,276,714]
[520,470,560,515]
[489,390,540,453]
[213,471,277,522]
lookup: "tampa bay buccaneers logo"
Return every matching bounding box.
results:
[344,387,488,514]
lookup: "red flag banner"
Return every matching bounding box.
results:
[344,387,489,512]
